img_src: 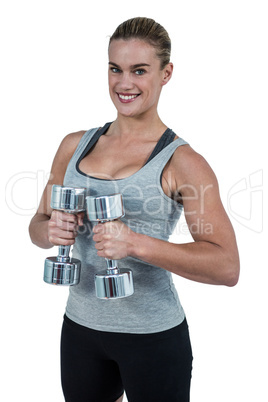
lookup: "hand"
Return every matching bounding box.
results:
[48,210,84,246]
[92,220,135,260]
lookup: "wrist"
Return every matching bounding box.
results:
[128,231,147,260]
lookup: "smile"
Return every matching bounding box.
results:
[117,93,140,102]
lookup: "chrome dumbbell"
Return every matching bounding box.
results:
[43,185,86,286]
[86,193,134,299]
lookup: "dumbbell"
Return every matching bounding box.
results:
[86,193,134,299]
[43,185,86,285]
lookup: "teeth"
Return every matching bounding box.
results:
[119,94,138,100]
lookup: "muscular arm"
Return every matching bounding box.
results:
[93,146,240,287]
[28,131,85,249]
[135,147,240,285]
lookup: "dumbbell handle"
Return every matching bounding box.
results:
[105,258,119,274]
[51,208,79,262]
[57,245,71,262]
[55,207,80,262]
[99,219,120,274]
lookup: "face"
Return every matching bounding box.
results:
[108,39,173,119]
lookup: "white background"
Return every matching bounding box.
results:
[1,1,267,401]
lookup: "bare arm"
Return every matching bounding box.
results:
[28,131,85,249]
[93,146,240,287]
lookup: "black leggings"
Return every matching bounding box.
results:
[61,315,193,402]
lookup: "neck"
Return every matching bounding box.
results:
[110,111,167,140]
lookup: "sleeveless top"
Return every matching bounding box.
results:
[63,123,189,334]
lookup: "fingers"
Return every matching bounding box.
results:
[48,210,83,246]
[94,238,115,259]
[93,222,121,237]
[92,221,129,260]
[77,211,85,226]
[50,211,77,229]
[92,224,111,255]
[94,236,112,250]
[93,223,113,257]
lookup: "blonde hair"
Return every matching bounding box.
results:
[109,17,171,70]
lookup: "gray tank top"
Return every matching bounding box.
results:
[63,123,188,334]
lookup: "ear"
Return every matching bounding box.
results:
[161,63,173,86]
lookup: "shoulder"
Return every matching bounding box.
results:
[170,143,219,193]
[57,130,87,157]
[49,130,87,180]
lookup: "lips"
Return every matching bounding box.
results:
[117,93,140,103]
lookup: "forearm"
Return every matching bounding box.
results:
[29,213,53,249]
[130,232,239,287]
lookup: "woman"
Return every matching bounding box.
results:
[29,17,239,402]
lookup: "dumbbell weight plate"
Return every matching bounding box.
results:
[95,269,134,299]
[44,257,81,285]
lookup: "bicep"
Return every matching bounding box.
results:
[176,150,236,249]
[183,177,234,246]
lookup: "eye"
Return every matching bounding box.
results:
[134,69,146,76]
[110,67,121,73]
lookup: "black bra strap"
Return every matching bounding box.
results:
[145,128,176,165]
[76,122,112,169]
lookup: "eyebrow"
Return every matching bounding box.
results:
[109,62,151,69]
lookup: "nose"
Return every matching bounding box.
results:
[119,72,134,91]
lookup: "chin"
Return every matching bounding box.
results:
[111,96,144,118]
[115,105,139,118]
[119,110,137,118]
